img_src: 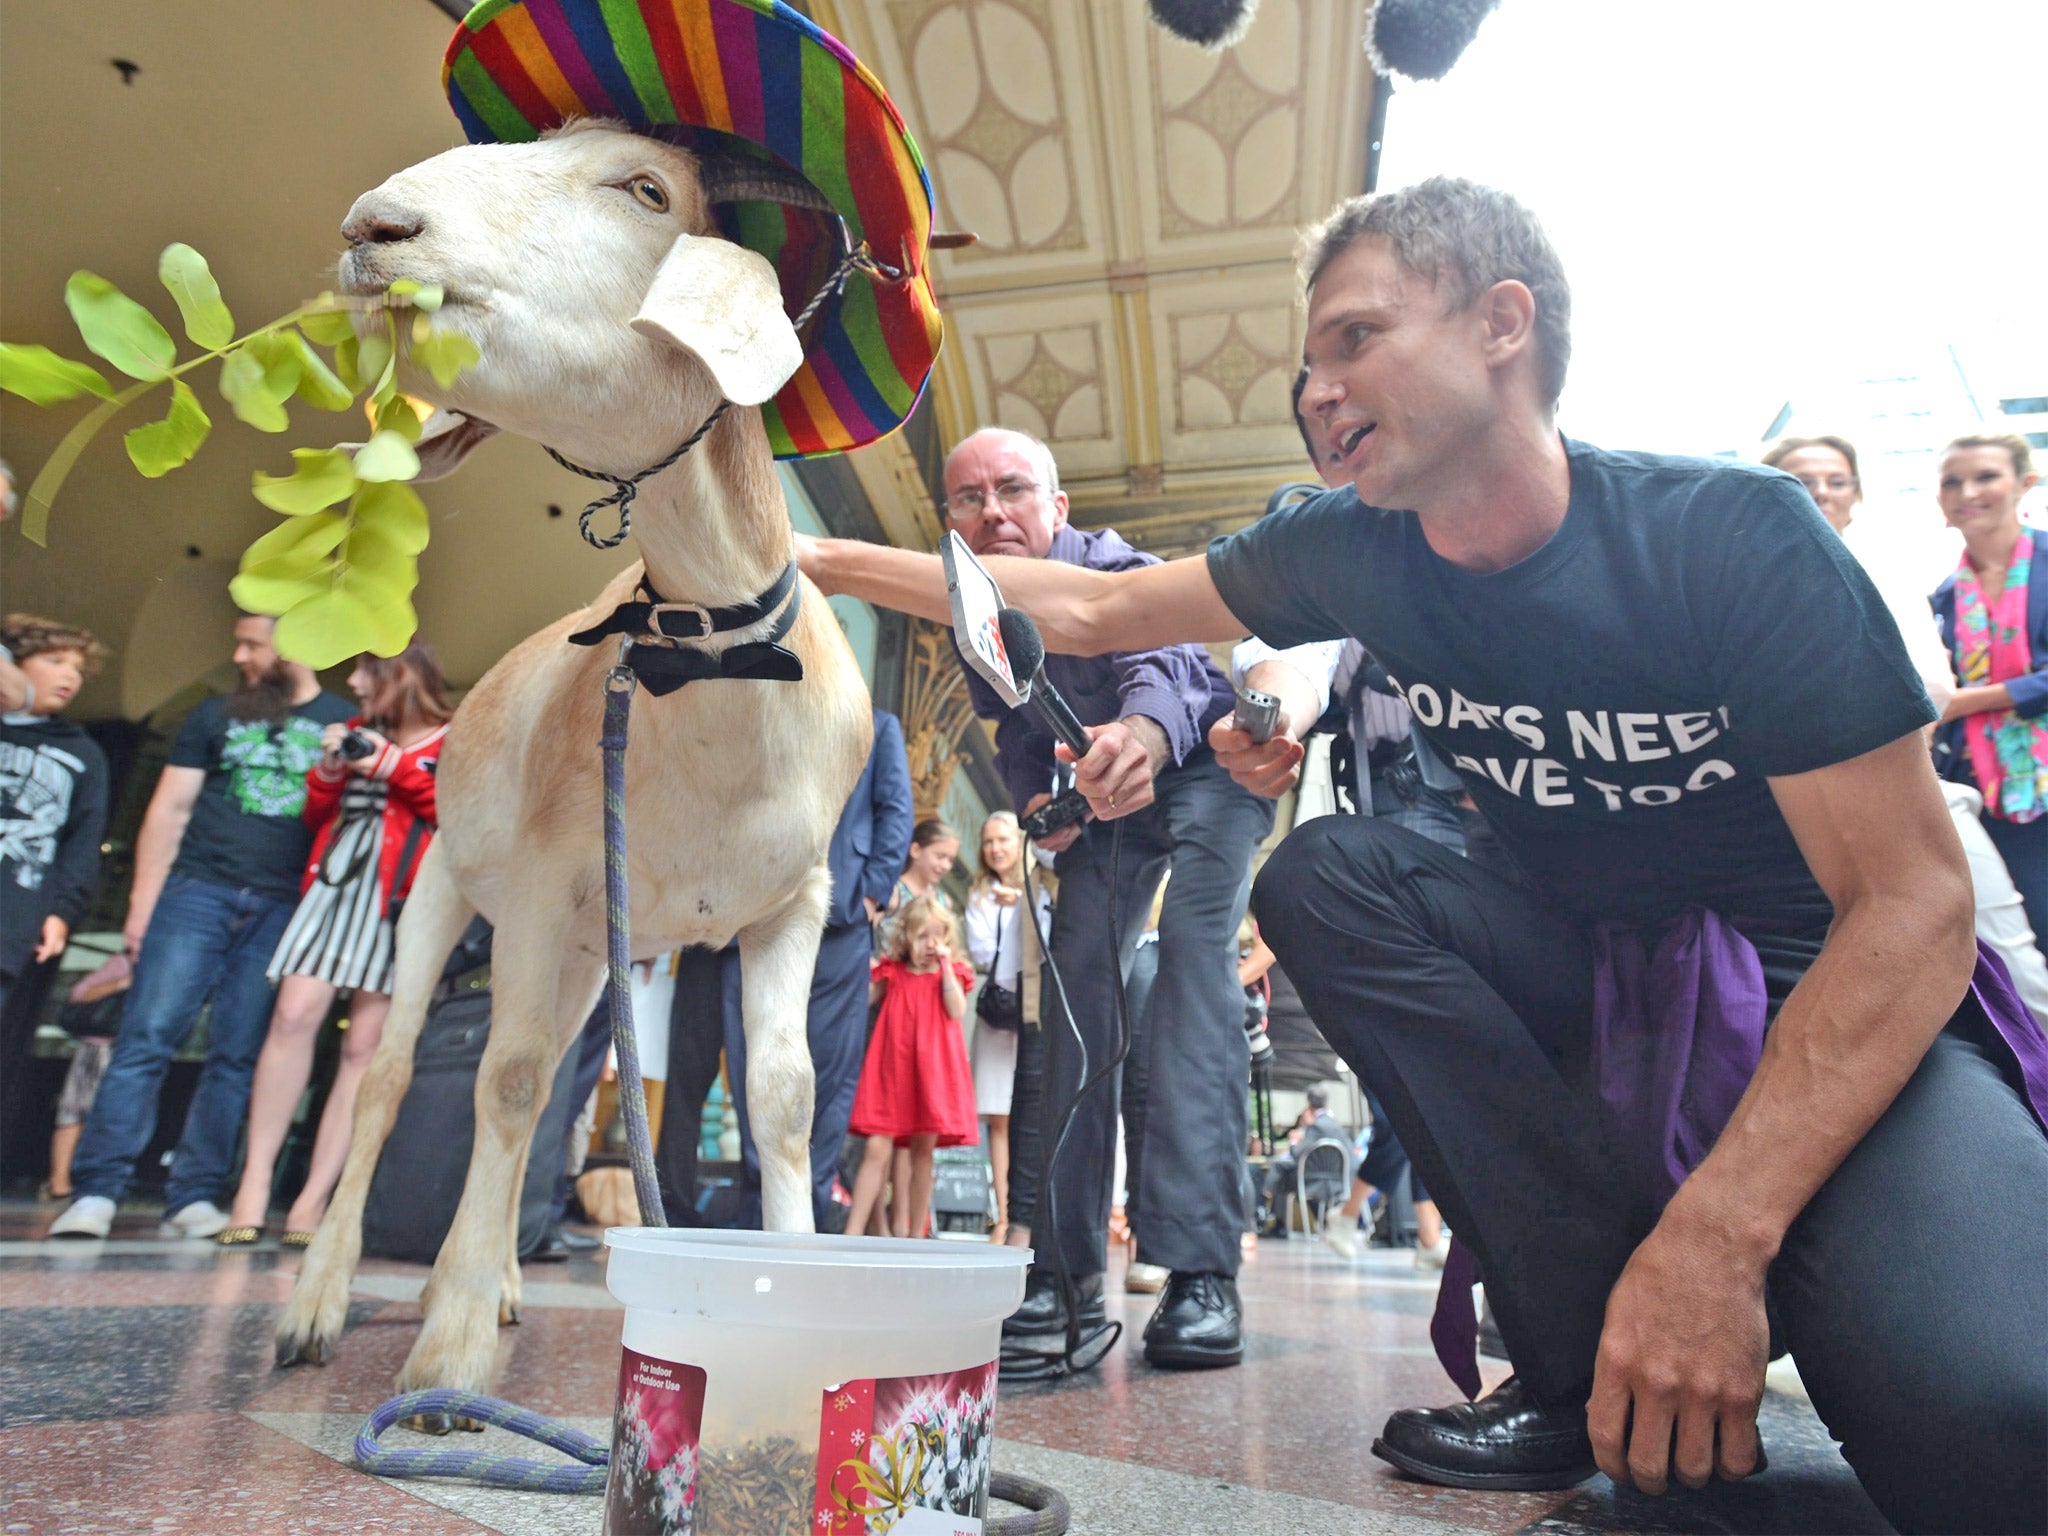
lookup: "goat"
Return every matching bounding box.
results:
[274,119,872,1395]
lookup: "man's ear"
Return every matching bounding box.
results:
[1479,279,1537,369]
[632,233,804,406]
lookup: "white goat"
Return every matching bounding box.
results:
[274,120,872,1395]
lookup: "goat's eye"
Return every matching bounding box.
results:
[627,177,670,213]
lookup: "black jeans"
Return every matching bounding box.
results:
[1256,814,2048,1536]
[1008,750,1273,1278]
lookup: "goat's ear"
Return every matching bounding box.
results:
[632,233,803,407]
[411,409,499,482]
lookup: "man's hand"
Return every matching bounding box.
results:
[792,532,832,594]
[1586,1208,1769,1494]
[34,915,69,963]
[122,905,150,961]
[1020,791,1086,854]
[1058,716,1167,820]
[863,895,882,926]
[1210,710,1305,799]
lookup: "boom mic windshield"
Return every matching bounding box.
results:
[1148,0,1259,49]
[1367,0,1502,81]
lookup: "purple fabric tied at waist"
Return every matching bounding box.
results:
[1429,917,2048,1399]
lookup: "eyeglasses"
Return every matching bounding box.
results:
[944,478,1044,520]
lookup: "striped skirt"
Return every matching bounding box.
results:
[267,811,394,993]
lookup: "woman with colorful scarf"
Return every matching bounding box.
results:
[1931,432,2048,939]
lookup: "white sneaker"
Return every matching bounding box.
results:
[1415,1236,1451,1271]
[49,1195,115,1239]
[1125,1262,1169,1295]
[1320,1213,1359,1260]
[161,1201,232,1238]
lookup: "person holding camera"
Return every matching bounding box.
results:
[216,644,451,1246]
[51,615,352,1241]
[924,426,1275,1370]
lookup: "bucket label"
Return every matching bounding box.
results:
[604,1349,706,1533]
[813,1362,997,1535]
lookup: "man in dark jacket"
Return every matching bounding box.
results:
[659,708,914,1228]
[0,615,111,1177]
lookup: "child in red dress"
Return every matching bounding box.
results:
[847,892,979,1237]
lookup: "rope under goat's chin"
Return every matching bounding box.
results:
[552,243,902,551]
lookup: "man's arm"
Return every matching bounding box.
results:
[1588,731,1975,1495]
[122,766,205,957]
[797,536,1247,655]
[1210,652,1334,799]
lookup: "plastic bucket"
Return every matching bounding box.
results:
[601,1228,1031,1536]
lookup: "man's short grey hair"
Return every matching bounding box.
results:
[1300,176,1572,406]
[1305,1084,1329,1110]
[947,426,1062,497]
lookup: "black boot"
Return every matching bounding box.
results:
[1001,1266,1105,1337]
[1141,1271,1243,1369]
[1371,1375,1596,1491]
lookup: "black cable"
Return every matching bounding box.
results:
[1000,818,1132,1382]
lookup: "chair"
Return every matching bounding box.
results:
[1293,1137,1353,1238]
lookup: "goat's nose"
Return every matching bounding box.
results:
[341,198,425,247]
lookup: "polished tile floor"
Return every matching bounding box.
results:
[0,1201,1889,1536]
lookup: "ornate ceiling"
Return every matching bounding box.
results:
[808,0,1377,558]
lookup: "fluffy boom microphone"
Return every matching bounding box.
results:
[1367,0,1503,81]
[1147,0,1260,50]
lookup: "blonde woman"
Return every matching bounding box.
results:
[964,811,1045,1241]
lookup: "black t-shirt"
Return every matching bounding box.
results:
[1209,439,1935,927]
[167,691,354,902]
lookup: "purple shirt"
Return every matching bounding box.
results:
[956,525,1235,811]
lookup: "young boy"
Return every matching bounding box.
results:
[0,615,112,1164]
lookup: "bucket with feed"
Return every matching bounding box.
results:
[601,1229,1032,1536]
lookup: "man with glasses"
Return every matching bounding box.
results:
[934,427,1274,1370]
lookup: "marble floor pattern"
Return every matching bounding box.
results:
[0,1201,1891,1536]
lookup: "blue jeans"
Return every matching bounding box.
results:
[71,873,294,1208]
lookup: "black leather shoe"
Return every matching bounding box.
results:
[1002,1267,1105,1337]
[1372,1375,1596,1491]
[1141,1271,1243,1369]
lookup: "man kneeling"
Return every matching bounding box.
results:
[796,177,2048,1535]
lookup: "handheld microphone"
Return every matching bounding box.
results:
[996,607,1094,760]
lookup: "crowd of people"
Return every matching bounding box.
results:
[3,171,2045,1534]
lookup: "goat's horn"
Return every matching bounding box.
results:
[695,150,834,213]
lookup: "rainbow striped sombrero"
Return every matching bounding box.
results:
[443,0,941,460]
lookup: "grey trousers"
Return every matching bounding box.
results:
[1010,749,1273,1278]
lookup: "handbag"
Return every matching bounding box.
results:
[974,901,1023,1032]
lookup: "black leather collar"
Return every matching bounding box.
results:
[568,562,804,697]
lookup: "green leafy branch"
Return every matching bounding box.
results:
[0,249,479,669]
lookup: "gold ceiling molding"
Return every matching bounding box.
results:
[900,618,980,817]
[813,0,1373,563]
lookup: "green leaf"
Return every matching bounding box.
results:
[157,244,235,350]
[252,448,356,514]
[64,271,176,380]
[20,395,124,545]
[351,429,419,483]
[0,343,114,405]
[274,579,417,668]
[286,332,353,410]
[227,560,328,616]
[219,348,289,432]
[243,331,303,401]
[238,508,351,573]
[123,379,212,476]
[341,519,420,591]
[410,327,480,389]
[356,331,393,399]
[387,278,444,313]
[296,303,357,346]
[332,334,361,392]
[351,479,430,553]
[374,395,424,443]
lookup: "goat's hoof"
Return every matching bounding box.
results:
[399,1412,486,1436]
[274,1331,331,1368]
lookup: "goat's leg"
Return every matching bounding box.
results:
[500,962,604,1325]
[738,867,830,1234]
[397,908,600,1395]
[278,843,475,1366]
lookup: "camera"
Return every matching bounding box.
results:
[1020,787,1090,841]
[338,729,377,762]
